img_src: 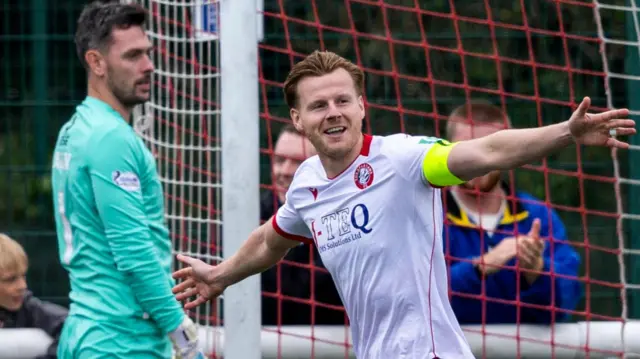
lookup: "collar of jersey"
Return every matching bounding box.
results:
[83,96,128,124]
[326,134,373,180]
[445,182,529,228]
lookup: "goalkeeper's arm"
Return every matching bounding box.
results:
[90,129,205,358]
[88,128,186,333]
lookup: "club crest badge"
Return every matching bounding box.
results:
[354,163,374,190]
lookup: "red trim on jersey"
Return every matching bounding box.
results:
[360,133,372,156]
[271,216,314,245]
[428,194,439,357]
[327,134,373,180]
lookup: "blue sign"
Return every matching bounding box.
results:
[201,2,218,35]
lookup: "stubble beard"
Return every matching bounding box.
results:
[107,71,149,109]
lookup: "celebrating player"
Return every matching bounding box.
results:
[171,50,635,359]
[51,2,203,359]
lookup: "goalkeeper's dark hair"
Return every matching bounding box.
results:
[75,1,147,70]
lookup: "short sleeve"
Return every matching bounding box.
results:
[383,134,464,187]
[272,192,314,245]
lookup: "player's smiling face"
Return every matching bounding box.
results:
[291,68,365,160]
[104,26,154,107]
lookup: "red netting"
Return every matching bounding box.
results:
[257,1,626,359]
[140,0,631,358]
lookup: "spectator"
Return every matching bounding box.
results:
[260,124,316,220]
[0,233,68,359]
[442,102,583,324]
[261,124,345,325]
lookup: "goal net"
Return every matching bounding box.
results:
[132,0,640,358]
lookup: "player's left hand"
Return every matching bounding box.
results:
[568,96,635,149]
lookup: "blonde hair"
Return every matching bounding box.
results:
[283,50,365,109]
[0,233,28,275]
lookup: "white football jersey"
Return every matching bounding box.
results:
[273,134,474,359]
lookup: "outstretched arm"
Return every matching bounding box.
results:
[213,219,300,288]
[172,218,301,309]
[446,97,634,181]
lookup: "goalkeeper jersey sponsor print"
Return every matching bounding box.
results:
[273,134,475,359]
[51,96,183,335]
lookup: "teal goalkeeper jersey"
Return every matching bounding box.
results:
[51,96,184,335]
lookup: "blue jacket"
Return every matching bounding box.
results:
[443,185,583,324]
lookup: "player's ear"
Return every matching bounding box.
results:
[85,49,106,77]
[290,108,304,133]
[357,95,365,114]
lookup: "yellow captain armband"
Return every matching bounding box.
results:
[421,140,464,187]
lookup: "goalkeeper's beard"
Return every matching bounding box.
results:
[107,75,149,108]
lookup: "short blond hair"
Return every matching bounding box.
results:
[0,233,28,274]
[283,50,365,109]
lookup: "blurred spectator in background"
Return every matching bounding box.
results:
[0,233,67,359]
[442,102,583,324]
[261,124,345,325]
[261,124,316,218]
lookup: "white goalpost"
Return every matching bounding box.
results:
[218,0,261,358]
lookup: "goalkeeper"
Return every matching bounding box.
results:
[51,2,204,359]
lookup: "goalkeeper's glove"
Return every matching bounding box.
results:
[169,316,206,359]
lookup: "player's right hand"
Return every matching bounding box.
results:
[172,254,225,309]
